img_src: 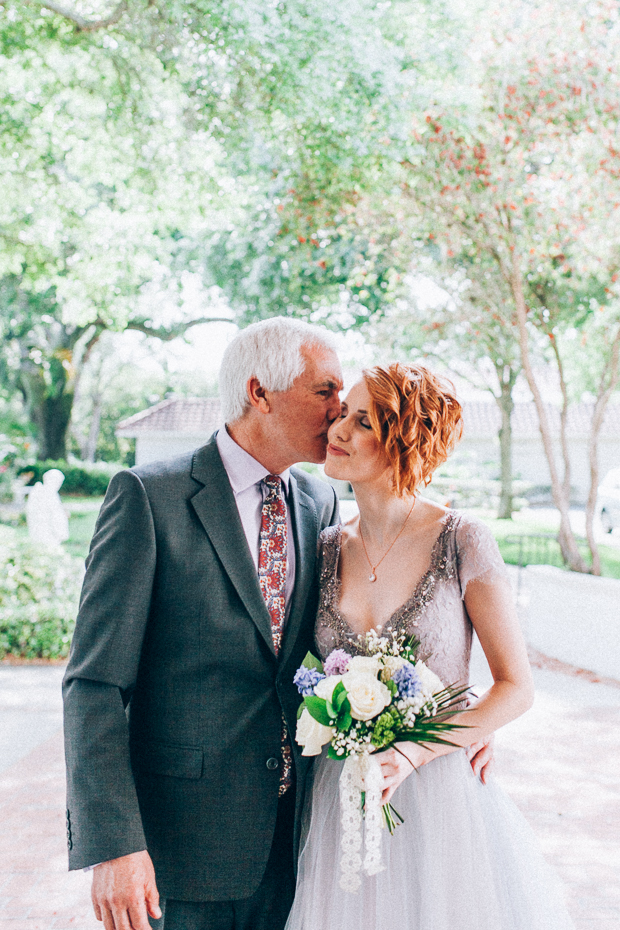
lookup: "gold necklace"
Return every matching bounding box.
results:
[358,500,416,583]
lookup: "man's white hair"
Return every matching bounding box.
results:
[219,317,337,424]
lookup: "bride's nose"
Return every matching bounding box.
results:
[329,417,350,443]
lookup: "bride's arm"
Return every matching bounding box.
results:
[379,574,534,802]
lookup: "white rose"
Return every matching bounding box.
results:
[295,708,334,756]
[380,656,405,682]
[414,661,445,698]
[341,671,392,721]
[347,655,382,677]
[314,675,343,702]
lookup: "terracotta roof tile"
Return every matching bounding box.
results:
[117,398,223,435]
[116,398,620,440]
[463,401,620,439]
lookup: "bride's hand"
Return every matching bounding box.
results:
[377,743,431,804]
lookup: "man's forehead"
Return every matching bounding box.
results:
[302,347,343,389]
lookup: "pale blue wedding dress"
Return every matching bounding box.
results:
[285,512,575,930]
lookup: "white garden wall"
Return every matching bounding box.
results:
[522,565,620,680]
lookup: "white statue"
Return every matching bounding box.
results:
[26,468,70,548]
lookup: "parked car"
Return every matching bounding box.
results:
[598,467,620,533]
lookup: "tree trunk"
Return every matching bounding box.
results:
[495,366,517,519]
[38,392,74,459]
[584,327,620,576]
[18,353,75,462]
[85,396,103,463]
[510,250,590,572]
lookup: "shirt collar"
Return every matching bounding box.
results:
[216,426,291,496]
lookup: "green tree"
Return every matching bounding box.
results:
[0,0,421,456]
[404,0,620,572]
[371,262,522,519]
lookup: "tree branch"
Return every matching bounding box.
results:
[24,0,128,32]
[126,317,234,341]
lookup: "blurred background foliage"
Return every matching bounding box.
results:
[0,0,619,613]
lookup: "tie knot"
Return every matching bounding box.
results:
[263,474,282,494]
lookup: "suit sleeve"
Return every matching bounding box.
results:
[326,484,340,529]
[63,470,157,869]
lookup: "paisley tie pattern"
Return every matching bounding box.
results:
[258,475,293,795]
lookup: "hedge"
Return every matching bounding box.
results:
[17,459,121,497]
[0,540,84,659]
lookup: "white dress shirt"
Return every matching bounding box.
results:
[216,426,296,615]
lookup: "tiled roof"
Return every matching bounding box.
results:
[116,397,620,440]
[463,401,620,439]
[117,398,223,435]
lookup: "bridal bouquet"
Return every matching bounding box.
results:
[293,630,469,891]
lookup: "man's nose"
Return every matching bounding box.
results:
[326,394,341,423]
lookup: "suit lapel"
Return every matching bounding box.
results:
[190,439,276,659]
[280,471,319,669]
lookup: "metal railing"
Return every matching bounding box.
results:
[501,532,591,597]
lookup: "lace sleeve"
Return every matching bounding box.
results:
[317,524,341,576]
[455,514,508,597]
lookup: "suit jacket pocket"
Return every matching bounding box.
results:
[131,740,203,779]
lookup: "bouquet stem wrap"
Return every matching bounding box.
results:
[339,752,385,892]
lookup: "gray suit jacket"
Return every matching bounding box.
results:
[63,434,339,901]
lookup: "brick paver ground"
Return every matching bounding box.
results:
[0,731,97,930]
[0,664,619,930]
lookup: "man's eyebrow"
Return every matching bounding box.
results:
[314,379,343,389]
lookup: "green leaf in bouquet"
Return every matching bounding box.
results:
[403,634,421,657]
[386,679,397,696]
[326,681,349,720]
[336,707,352,731]
[301,651,324,673]
[304,695,332,726]
[399,718,471,749]
[332,681,349,710]
[328,744,348,760]
[326,701,339,720]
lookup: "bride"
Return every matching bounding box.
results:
[285,363,574,930]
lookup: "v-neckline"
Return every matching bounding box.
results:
[330,511,457,637]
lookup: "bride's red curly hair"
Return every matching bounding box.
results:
[363,363,463,497]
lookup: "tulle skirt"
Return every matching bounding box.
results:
[285,749,575,930]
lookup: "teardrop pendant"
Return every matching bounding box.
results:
[369,572,377,583]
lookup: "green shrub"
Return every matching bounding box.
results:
[17,459,121,496]
[0,433,32,502]
[0,540,84,659]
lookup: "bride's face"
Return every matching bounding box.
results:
[325,380,391,485]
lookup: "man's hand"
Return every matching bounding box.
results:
[467,734,495,784]
[91,850,161,930]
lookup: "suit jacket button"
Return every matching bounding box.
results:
[266,757,279,771]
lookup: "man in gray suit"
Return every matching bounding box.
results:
[63,317,344,930]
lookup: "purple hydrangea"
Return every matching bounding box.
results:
[323,649,352,676]
[293,666,325,696]
[393,661,422,699]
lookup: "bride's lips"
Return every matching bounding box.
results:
[327,443,349,457]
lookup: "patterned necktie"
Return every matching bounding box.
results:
[258,475,293,795]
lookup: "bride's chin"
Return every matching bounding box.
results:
[324,460,352,482]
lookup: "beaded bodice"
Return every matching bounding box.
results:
[315,511,508,688]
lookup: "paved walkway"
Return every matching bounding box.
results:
[0,660,619,930]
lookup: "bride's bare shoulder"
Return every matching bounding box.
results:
[340,514,359,545]
[413,496,451,530]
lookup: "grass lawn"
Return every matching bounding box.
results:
[3,497,620,580]
[473,508,620,580]
[63,503,102,560]
[2,496,103,561]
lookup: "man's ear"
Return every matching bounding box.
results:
[247,377,271,413]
